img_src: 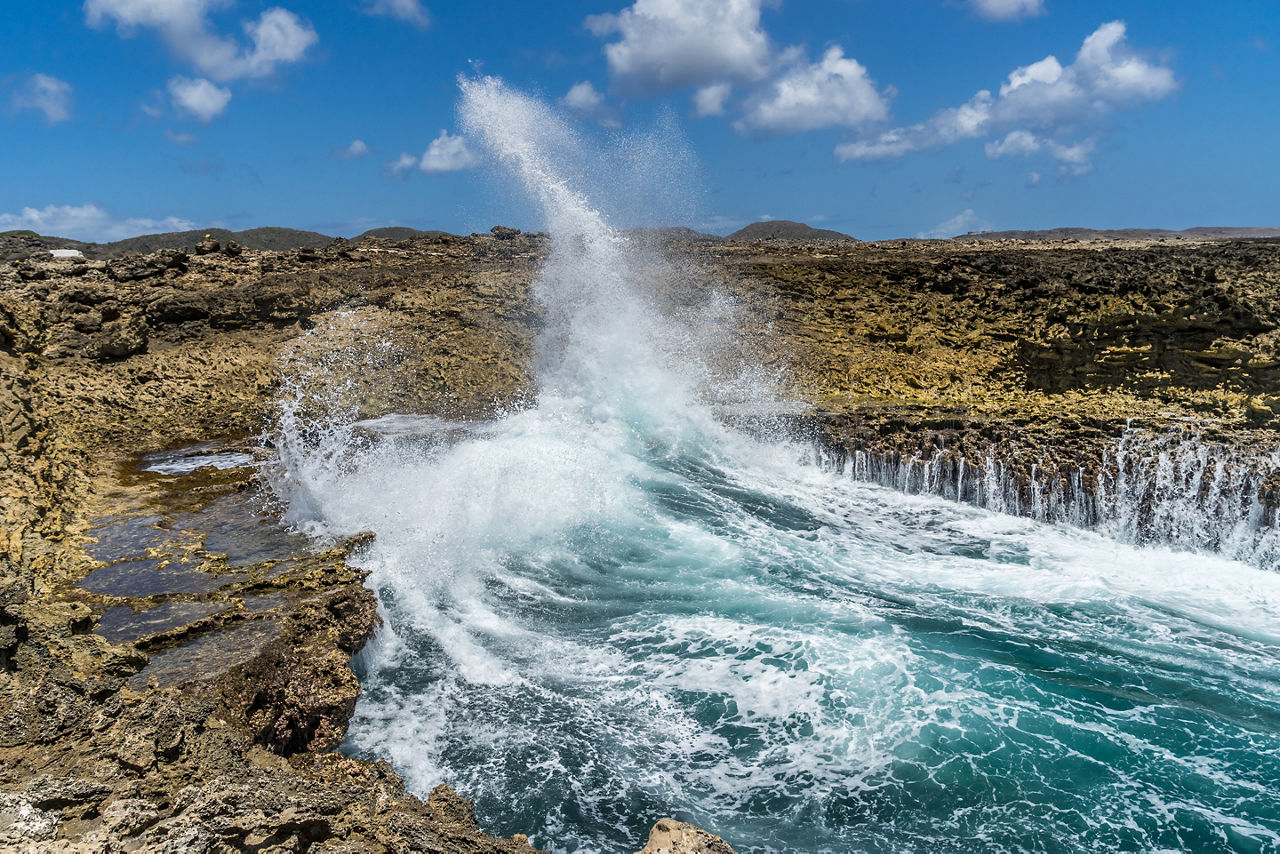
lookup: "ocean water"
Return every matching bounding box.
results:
[269,79,1280,853]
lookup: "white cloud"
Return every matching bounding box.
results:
[419,130,482,173]
[984,130,1096,174]
[736,46,888,134]
[386,152,419,179]
[837,20,1174,174]
[984,129,1041,158]
[1076,21,1175,100]
[361,0,429,28]
[386,131,480,178]
[335,139,370,159]
[560,81,620,126]
[586,0,772,93]
[237,7,317,77]
[918,209,988,239]
[693,83,731,117]
[167,76,231,122]
[1046,138,1095,175]
[0,203,195,242]
[12,74,73,123]
[1026,171,1042,187]
[165,129,197,145]
[563,80,605,113]
[84,0,317,81]
[971,0,1044,21]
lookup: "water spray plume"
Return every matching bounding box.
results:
[265,76,1280,853]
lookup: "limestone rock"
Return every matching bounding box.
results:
[0,793,58,846]
[88,315,148,360]
[636,818,736,854]
[3,232,1279,854]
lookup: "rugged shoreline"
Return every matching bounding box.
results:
[2,233,1278,849]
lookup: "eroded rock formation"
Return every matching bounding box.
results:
[2,231,1278,848]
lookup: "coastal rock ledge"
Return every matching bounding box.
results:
[3,232,1279,849]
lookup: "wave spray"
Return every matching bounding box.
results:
[270,78,1280,853]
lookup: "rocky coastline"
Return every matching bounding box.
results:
[2,232,1278,849]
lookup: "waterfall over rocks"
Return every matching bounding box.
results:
[831,424,1280,569]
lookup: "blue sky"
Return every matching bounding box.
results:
[1,0,1276,241]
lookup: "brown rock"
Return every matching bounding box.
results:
[88,316,148,360]
[3,233,1279,854]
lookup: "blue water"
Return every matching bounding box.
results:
[271,77,1280,853]
[274,398,1280,854]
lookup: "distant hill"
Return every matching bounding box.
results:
[726,220,856,242]
[0,227,339,260]
[952,226,1280,242]
[11,222,1276,264]
[353,227,456,241]
[0,225,470,262]
[94,227,335,257]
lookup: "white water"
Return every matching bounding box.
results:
[841,427,1280,569]
[268,79,1280,853]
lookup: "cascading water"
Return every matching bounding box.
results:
[269,79,1280,853]
[838,426,1280,569]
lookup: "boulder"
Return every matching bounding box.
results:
[635,819,736,854]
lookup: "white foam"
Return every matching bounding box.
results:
[265,76,1280,853]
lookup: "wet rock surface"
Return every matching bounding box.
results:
[2,232,1279,849]
[0,235,546,850]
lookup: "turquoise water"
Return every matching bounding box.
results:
[271,77,1280,853]
[277,400,1280,854]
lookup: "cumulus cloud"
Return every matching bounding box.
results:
[586,0,772,93]
[837,20,1174,173]
[563,80,605,113]
[334,139,370,159]
[736,46,888,134]
[84,0,317,82]
[11,73,73,123]
[419,130,482,173]
[167,76,231,121]
[560,81,620,126]
[361,0,429,28]
[971,0,1044,21]
[0,203,195,242]
[693,83,731,117]
[585,0,893,138]
[387,131,481,177]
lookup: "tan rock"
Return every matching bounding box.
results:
[636,818,736,854]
